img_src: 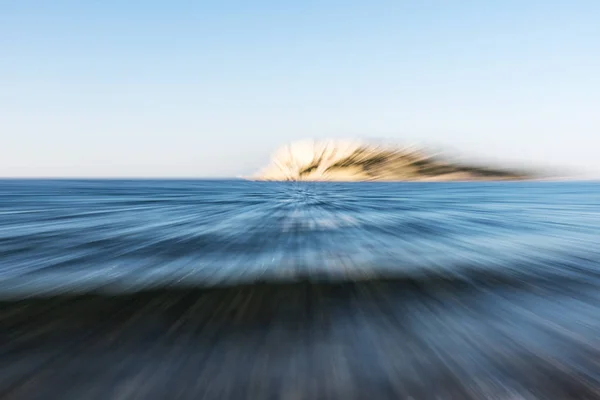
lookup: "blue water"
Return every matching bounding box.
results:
[5,180,600,398]
[1,179,600,297]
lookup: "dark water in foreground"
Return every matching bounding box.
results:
[2,180,600,399]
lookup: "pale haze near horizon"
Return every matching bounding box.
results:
[1,1,599,178]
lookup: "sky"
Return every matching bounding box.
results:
[1,0,599,178]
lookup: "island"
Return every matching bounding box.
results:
[254,140,533,181]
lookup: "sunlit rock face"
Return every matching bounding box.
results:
[255,140,531,181]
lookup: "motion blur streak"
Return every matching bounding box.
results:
[1,180,600,399]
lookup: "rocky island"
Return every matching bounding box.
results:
[255,140,533,181]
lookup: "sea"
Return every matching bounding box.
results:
[2,179,600,296]
[2,179,600,398]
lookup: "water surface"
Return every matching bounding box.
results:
[1,180,599,295]
[2,180,600,398]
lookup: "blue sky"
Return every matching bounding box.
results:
[2,0,599,177]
